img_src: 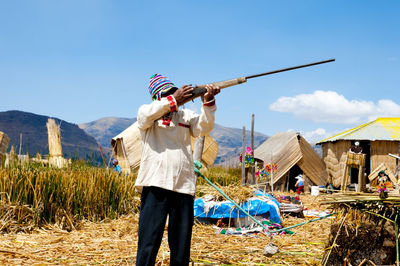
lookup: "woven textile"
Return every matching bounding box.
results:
[149,74,176,100]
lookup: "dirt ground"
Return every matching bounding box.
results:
[0,194,332,265]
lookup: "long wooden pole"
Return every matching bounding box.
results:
[180,59,335,106]
[251,114,255,185]
[242,126,246,186]
[98,143,107,167]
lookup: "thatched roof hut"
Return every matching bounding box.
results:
[317,117,400,188]
[111,122,219,174]
[254,132,328,191]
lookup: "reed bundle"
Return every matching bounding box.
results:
[196,183,255,204]
[320,193,400,265]
[321,192,400,206]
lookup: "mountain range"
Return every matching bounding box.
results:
[79,117,269,164]
[0,110,102,163]
[0,110,268,165]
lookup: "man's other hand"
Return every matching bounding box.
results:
[203,84,220,102]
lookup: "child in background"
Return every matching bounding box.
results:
[377,170,391,198]
[112,159,121,175]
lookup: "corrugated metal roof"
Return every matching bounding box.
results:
[317,117,400,143]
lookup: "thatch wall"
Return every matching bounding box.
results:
[111,121,218,174]
[255,132,302,185]
[321,140,351,187]
[255,132,328,186]
[297,136,328,185]
[111,122,141,174]
[322,140,400,187]
[370,141,399,174]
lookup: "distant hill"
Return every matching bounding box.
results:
[79,117,137,151]
[0,110,102,163]
[79,117,268,165]
[210,124,269,164]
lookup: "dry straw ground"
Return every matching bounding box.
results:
[0,195,332,265]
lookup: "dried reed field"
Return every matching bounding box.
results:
[0,209,331,265]
[0,164,333,265]
[0,163,138,232]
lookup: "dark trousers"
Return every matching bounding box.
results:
[136,186,194,266]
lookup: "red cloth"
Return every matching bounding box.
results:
[297,185,304,194]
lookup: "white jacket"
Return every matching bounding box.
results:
[135,95,216,196]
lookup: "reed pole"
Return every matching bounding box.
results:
[251,114,255,184]
[270,153,274,193]
[242,126,246,185]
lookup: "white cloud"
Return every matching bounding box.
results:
[270,90,400,124]
[301,128,328,144]
[287,128,345,144]
[287,128,330,144]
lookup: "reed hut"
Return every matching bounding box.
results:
[111,121,219,174]
[0,131,10,164]
[317,117,400,188]
[254,132,328,191]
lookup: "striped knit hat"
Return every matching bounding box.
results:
[148,74,176,101]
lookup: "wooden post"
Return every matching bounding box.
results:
[19,133,22,156]
[357,166,365,192]
[251,114,255,184]
[241,126,246,186]
[396,142,400,180]
[98,143,107,167]
[280,174,287,192]
[270,153,274,193]
[341,166,348,192]
[286,169,290,192]
[193,136,205,163]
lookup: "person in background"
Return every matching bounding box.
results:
[135,74,220,265]
[349,141,363,154]
[295,174,304,195]
[112,158,121,174]
[377,170,391,198]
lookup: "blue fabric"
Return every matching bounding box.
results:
[193,190,281,224]
[114,165,121,174]
[298,181,304,186]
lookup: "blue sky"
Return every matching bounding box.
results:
[1,0,399,142]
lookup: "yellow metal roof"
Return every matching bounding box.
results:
[317,117,400,143]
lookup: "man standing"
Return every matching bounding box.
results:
[135,74,219,265]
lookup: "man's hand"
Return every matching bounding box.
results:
[172,85,194,105]
[203,84,220,102]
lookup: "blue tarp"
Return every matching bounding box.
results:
[194,190,281,224]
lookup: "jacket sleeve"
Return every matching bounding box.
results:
[189,100,217,137]
[137,96,178,130]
